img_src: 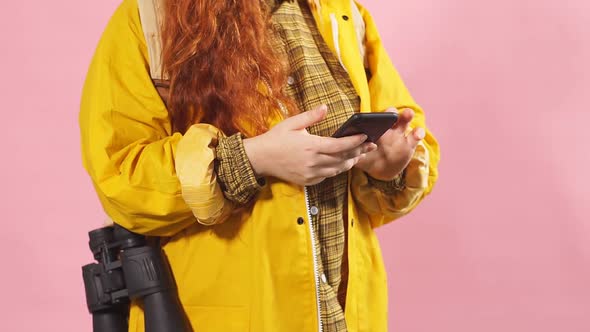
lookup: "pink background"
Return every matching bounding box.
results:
[2,0,589,330]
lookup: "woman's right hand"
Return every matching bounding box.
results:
[243,105,377,186]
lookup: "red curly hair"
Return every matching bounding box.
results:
[161,0,296,136]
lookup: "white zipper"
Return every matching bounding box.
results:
[266,78,319,330]
[304,186,323,332]
[261,78,289,116]
[277,99,289,116]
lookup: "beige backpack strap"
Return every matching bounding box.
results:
[138,0,165,80]
[349,0,368,68]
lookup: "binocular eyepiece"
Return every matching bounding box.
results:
[82,224,189,332]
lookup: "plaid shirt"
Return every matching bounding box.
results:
[215,1,404,331]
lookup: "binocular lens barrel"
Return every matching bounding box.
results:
[121,246,189,332]
[83,225,189,332]
[143,291,189,332]
[92,310,128,332]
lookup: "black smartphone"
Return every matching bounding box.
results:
[332,112,399,142]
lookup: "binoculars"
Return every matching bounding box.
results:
[82,224,190,332]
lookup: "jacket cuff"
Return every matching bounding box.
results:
[215,133,264,205]
[365,169,407,195]
[175,124,233,226]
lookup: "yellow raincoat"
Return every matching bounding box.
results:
[79,0,439,331]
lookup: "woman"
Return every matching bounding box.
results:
[79,0,440,331]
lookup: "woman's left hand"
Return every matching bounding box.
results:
[354,108,425,181]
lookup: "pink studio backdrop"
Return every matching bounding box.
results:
[2,0,588,331]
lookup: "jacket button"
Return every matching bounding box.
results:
[342,15,349,21]
[297,217,305,225]
[351,219,354,227]
[310,206,319,216]
[287,76,295,85]
[321,273,328,283]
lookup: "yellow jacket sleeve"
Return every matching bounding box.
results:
[351,1,441,228]
[79,0,230,235]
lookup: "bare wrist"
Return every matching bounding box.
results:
[243,135,268,177]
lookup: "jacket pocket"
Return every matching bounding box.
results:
[184,305,249,332]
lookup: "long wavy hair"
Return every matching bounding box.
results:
[161,0,296,135]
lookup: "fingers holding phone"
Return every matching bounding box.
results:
[243,105,377,186]
[355,108,426,181]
